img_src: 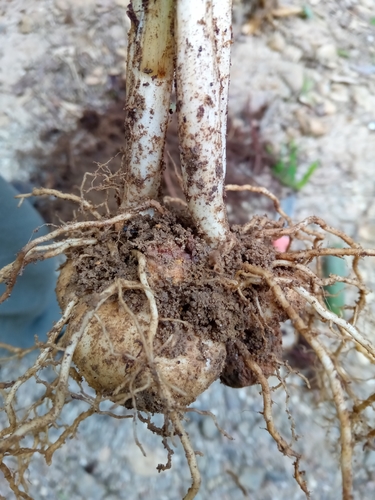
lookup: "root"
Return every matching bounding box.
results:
[16,187,103,220]
[226,184,293,226]
[0,462,32,500]
[0,293,108,455]
[172,411,201,500]
[1,184,375,500]
[2,299,77,436]
[134,250,159,354]
[279,246,375,260]
[294,286,375,363]
[235,341,310,498]
[0,199,165,304]
[243,263,354,500]
[185,408,233,441]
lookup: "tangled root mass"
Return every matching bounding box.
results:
[59,210,292,412]
[1,185,375,499]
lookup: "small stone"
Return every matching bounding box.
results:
[321,99,337,115]
[18,15,34,34]
[60,101,83,117]
[109,24,126,43]
[359,224,375,244]
[0,114,10,127]
[98,446,111,462]
[352,86,373,111]
[239,466,266,492]
[75,472,106,500]
[40,486,48,497]
[313,98,337,116]
[278,63,304,94]
[92,66,104,77]
[329,83,349,103]
[200,417,218,439]
[268,32,286,52]
[283,44,303,63]
[84,74,106,86]
[296,109,327,136]
[316,44,337,65]
[285,127,300,140]
[330,74,358,85]
[309,118,327,136]
[54,0,70,9]
[116,47,127,58]
[125,443,166,477]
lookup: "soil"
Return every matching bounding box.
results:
[26,104,278,229]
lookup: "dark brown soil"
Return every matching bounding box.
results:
[65,208,286,392]
[27,93,280,227]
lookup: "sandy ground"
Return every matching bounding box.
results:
[1,0,375,499]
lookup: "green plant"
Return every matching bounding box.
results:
[337,48,350,59]
[270,141,319,190]
[300,75,314,96]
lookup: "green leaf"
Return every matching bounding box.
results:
[300,76,314,95]
[295,161,319,190]
[270,142,319,191]
[370,17,375,26]
[337,48,350,59]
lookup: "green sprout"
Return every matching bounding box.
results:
[300,75,314,96]
[337,48,350,59]
[270,141,319,191]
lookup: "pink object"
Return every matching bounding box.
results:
[273,235,290,252]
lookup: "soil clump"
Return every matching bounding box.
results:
[59,209,289,411]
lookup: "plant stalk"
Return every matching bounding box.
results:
[175,0,232,243]
[121,0,175,207]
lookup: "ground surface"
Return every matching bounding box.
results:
[1,0,375,499]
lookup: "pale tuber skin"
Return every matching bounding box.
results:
[57,250,226,413]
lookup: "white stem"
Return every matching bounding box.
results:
[175,0,232,243]
[212,0,232,180]
[122,0,175,207]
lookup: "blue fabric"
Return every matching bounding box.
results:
[0,176,61,348]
